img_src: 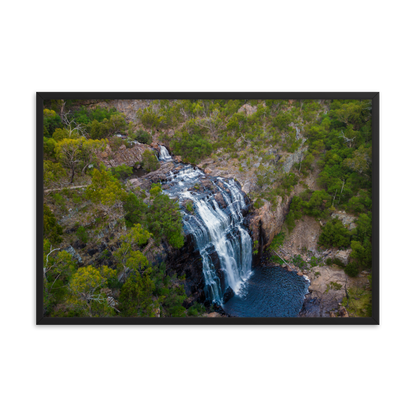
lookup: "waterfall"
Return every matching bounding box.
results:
[159,147,252,304]
[159,145,172,161]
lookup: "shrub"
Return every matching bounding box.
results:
[76,226,89,244]
[333,258,345,268]
[326,258,333,266]
[345,262,359,277]
[43,204,63,244]
[135,129,152,144]
[172,133,212,164]
[318,218,351,248]
[187,302,205,317]
[111,164,133,181]
[185,201,194,213]
[142,150,160,172]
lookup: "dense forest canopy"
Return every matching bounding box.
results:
[43,98,373,318]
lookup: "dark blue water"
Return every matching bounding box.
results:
[223,266,310,318]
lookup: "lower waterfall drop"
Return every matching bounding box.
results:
[159,147,252,304]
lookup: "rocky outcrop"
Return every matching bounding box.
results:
[334,249,352,266]
[282,147,308,173]
[238,103,257,116]
[64,245,83,264]
[331,211,357,230]
[99,143,154,169]
[300,266,368,317]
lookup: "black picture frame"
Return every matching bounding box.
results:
[37,92,379,325]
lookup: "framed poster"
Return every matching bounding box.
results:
[37,92,379,325]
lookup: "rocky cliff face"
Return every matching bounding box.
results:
[299,266,369,318]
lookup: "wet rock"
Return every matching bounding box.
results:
[223,286,235,304]
[214,192,226,208]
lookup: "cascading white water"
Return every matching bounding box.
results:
[159,145,172,161]
[159,146,252,304]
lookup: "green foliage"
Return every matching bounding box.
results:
[269,232,285,252]
[162,283,187,317]
[71,105,118,126]
[333,258,345,268]
[55,137,106,183]
[326,258,333,266]
[142,149,160,172]
[75,226,88,244]
[43,137,57,158]
[85,168,127,206]
[187,302,206,317]
[318,219,351,248]
[172,133,212,164]
[345,262,359,277]
[146,185,184,248]
[253,239,259,255]
[342,286,372,317]
[43,204,63,244]
[43,109,62,137]
[137,107,161,129]
[325,281,343,293]
[134,128,152,144]
[67,265,115,317]
[185,201,194,213]
[111,164,133,181]
[123,192,147,228]
[118,270,155,317]
[292,254,307,269]
[350,240,372,269]
[273,111,293,131]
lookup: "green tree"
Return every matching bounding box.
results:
[142,149,160,172]
[44,204,63,244]
[113,223,151,282]
[84,168,127,221]
[55,138,106,183]
[137,107,161,129]
[172,133,212,164]
[123,192,147,228]
[44,161,66,188]
[318,218,351,248]
[43,109,62,137]
[146,185,184,248]
[118,271,156,317]
[43,240,76,315]
[350,240,372,269]
[68,266,115,317]
[111,164,133,181]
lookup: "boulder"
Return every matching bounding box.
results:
[339,305,349,318]
[238,103,256,116]
[214,192,226,208]
[223,286,235,304]
[207,312,222,318]
[334,249,352,266]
